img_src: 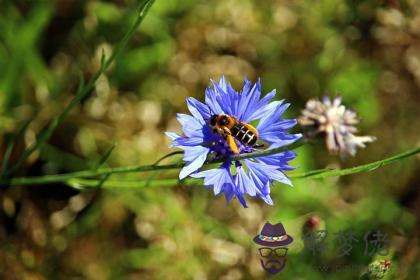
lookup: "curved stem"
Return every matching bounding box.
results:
[289,146,420,179]
[2,145,419,187]
[64,145,420,189]
[152,151,184,166]
[0,139,306,186]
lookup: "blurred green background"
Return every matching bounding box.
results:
[0,0,419,279]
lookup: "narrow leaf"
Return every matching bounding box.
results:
[0,119,32,178]
[93,143,116,170]
[6,0,156,176]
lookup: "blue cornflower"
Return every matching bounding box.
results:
[166,77,301,207]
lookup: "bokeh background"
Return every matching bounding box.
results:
[1,0,419,279]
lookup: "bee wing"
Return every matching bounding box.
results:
[226,135,239,154]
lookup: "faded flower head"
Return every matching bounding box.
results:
[298,96,376,157]
[166,77,301,207]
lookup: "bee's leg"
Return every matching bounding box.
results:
[221,127,239,154]
[226,135,240,154]
[253,143,265,148]
[222,126,232,135]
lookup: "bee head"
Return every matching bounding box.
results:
[209,115,218,127]
[209,114,231,129]
[219,115,229,126]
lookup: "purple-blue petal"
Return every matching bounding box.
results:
[176,113,204,138]
[257,150,297,171]
[235,79,261,121]
[190,162,233,195]
[236,192,248,208]
[260,194,274,205]
[165,132,181,144]
[211,78,240,116]
[245,90,278,122]
[223,184,235,204]
[257,103,290,133]
[245,159,292,186]
[179,146,210,179]
[235,166,257,196]
[173,137,204,147]
[186,97,210,122]
[267,134,302,149]
[205,85,225,115]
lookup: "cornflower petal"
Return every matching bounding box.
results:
[186,97,210,122]
[166,77,300,207]
[179,146,210,179]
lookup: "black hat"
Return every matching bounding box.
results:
[253,222,293,247]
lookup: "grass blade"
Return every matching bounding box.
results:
[93,143,116,170]
[92,143,116,188]
[6,0,155,176]
[0,119,32,178]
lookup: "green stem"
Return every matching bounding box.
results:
[68,178,196,189]
[0,139,305,186]
[152,151,184,166]
[290,146,420,179]
[65,145,420,189]
[2,146,419,188]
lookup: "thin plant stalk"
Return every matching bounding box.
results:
[1,146,418,188]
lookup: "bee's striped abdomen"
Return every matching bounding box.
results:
[231,124,258,146]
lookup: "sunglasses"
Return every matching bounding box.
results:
[258,247,288,258]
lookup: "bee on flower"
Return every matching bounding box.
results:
[298,96,376,158]
[166,77,301,207]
